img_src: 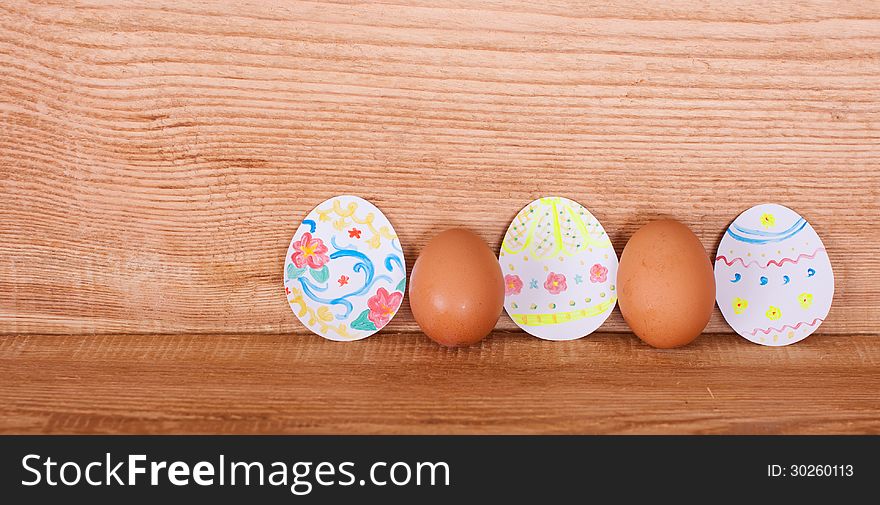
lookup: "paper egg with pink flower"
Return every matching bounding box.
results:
[499,197,619,341]
[284,195,406,341]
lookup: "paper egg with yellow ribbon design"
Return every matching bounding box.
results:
[284,195,406,341]
[499,197,619,341]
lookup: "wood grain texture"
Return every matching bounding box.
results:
[1,333,878,434]
[0,1,878,433]
[1,0,879,336]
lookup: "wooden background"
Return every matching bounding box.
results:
[1,0,878,433]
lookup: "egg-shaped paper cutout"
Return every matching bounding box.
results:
[284,195,406,341]
[499,197,619,341]
[715,204,833,346]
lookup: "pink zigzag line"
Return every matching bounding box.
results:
[749,318,824,336]
[715,247,825,269]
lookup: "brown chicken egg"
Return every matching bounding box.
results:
[409,228,505,346]
[617,219,716,348]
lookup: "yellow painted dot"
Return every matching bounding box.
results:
[773,334,778,342]
[600,292,606,298]
[508,264,515,271]
[610,285,616,291]
[788,331,794,338]
[523,256,528,261]
[585,298,592,303]
[544,266,549,272]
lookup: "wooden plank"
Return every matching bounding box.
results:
[1,332,877,434]
[0,1,878,337]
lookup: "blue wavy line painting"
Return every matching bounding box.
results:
[384,253,403,273]
[732,217,806,238]
[727,218,808,244]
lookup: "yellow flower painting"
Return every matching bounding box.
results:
[798,292,814,309]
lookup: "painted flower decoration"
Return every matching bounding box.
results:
[290,232,330,269]
[589,263,608,283]
[766,306,782,321]
[798,292,814,309]
[367,287,403,329]
[544,272,567,295]
[504,274,523,296]
[732,297,748,315]
[760,213,776,229]
[348,228,361,239]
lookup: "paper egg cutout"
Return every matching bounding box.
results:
[499,197,619,341]
[715,204,833,346]
[284,195,406,341]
